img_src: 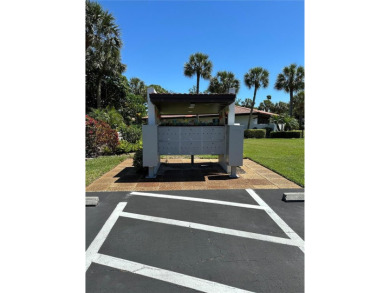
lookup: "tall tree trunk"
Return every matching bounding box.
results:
[247,87,257,130]
[196,73,200,94]
[289,89,293,117]
[86,37,91,51]
[97,76,103,109]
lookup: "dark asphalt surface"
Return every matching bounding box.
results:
[86,189,304,293]
[88,263,201,293]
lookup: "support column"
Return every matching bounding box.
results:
[144,87,159,178]
[228,88,241,178]
[228,88,236,126]
[218,106,228,173]
[230,166,238,178]
[148,167,155,178]
[147,87,156,125]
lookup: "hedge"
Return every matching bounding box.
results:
[244,129,266,138]
[270,130,303,138]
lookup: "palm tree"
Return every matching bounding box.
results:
[129,77,147,100]
[244,67,269,129]
[93,41,125,108]
[272,101,289,115]
[258,99,273,112]
[258,95,273,112]
[86,1,121,51]
[274,64,304,116]
[283,116,299,131]
[242,98,253,108]
[207,71,240,94]
[86,0,102,51]
[184,53,213,94]
[86,0,124,108]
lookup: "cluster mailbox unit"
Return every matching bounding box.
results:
[142,87,244,178]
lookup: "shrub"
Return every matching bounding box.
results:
[102,145,113,155]
[86,115,98,157]
[116,140,131,154]
[270,114,299,131]
[132,148,144,172]
[85,115,119,157]
[132,140,142,152]
[284,116,299,131]
[119,124,142,143]
[96,120,119,152]
[270,130,303,138]
[89,106,124,129]
[244,129,266,138]
[115,140,142,154]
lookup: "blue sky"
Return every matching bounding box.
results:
[98,0,304,106]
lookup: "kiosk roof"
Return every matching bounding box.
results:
[149,93,236,115]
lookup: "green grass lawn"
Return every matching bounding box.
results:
[86,140,304,187]
[244,138,304,186]
[86,154,131,187]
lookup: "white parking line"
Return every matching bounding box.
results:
[246,189,305,253]
[130,191,266,210]
[120,211,300,247]
[94,253,254,293]
[87,189,304,291]
[86,202,127,271]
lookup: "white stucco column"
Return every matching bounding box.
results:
[227,87,243,178]
[228,88,236,125]
[147,87,157,125]
[145,87,159,178]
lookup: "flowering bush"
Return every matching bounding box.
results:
[86,115,98,157]
[86,115,119,157]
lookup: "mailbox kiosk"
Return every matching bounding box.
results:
[142,87,244,178]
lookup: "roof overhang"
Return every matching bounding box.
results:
[149,93,235,115]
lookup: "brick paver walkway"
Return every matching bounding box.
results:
[86,158,301,192]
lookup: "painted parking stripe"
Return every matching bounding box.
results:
[120,211,300,247]
[94,253,254,293]
[86,202,127,271]
[246,189,305,253]
[130,191,266,210]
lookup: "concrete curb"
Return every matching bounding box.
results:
[282,192,304,202]
[86,196,99,206]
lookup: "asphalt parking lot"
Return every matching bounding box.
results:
[86,189,304,293]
